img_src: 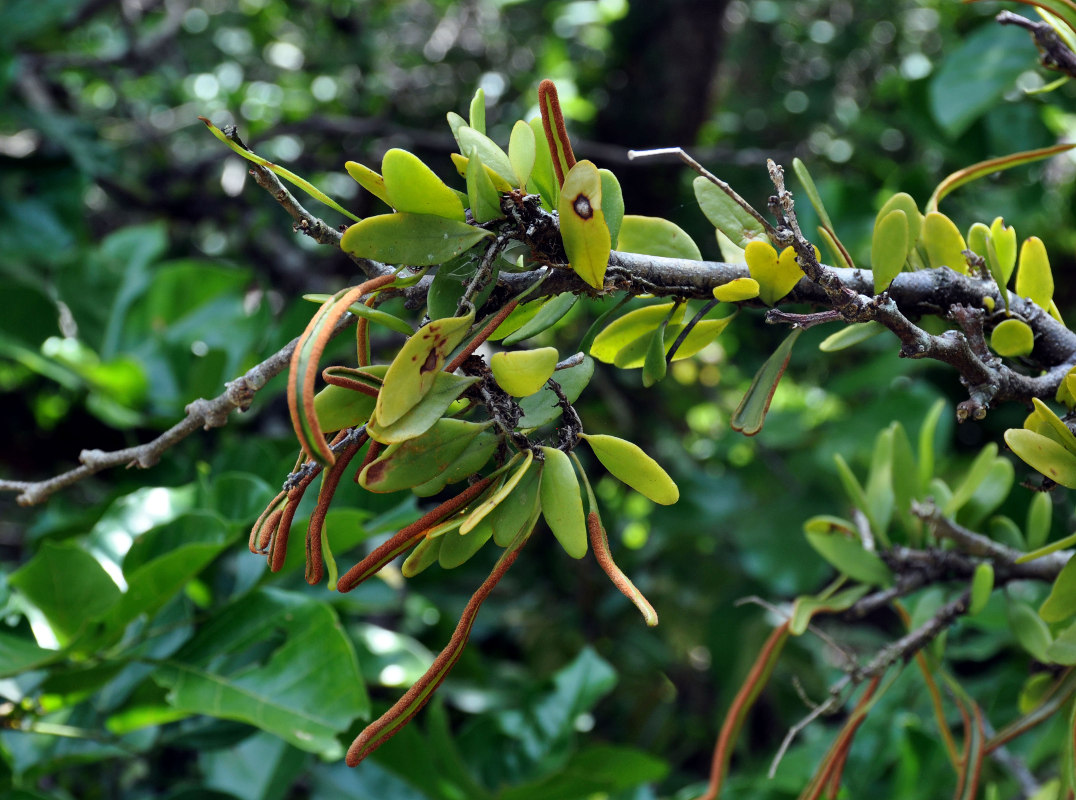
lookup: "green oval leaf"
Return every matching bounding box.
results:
[580,433,679,505]
[871,209,909,293]
[359,419,490,492]
[367,372,478,444]
[1004,428,1076,488]
[559,160,611,289]
[540,446,588,558]
[314,384,377,433]
[878,192,923,245]
[401,535,443,578]
[381,148,465,221]
[460,451,534,535]
[527,116,559,209]
[412,430,500,497]
[491,462,543,547]
[502,292,578,346]
[590,302,678,363]
[1040,555,1076,623]
[990,217,1017,284]
[340,213,492,267]
[641,324,667,388]
[438,514,495,569]
[617,214,701,261]
[969,562,995,616]
[693,176,767,249]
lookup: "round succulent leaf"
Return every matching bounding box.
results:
[539,446,588,559]
[990,318,1034,358]
[580,433,679,505]
[381,148,465,221]
[375,308,475,427]
[340,213,492,267]
[922,211,969,273]
[876,192,923,244]
[1004,428,1076,489]
[712,277,760,303]
[490,347,559,398]
[871,209,909,293]
[359,419,489,493]
[345,161,391,206]
[616,214,701,261]
[518,356,594,429]
[1015,236,1053,309]
[558,160,611,289]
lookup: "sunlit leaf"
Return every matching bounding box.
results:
[580,433,679,505]
[464,148,504,224]
[461,451,534,534]
[507,119,536,188]
[469,87,486,134]
[458,126,516,186]
[1015,236,1053,309]
[527,116,559,208]
[490,347,559,397]
[746,241,806,306]
[345,160,392,206]
[922,211,969,273]
[1004,428,1076,488]
[381,148,465,221]
[712,277,760,303]
[590,302,681,363]
[871,209,909,293]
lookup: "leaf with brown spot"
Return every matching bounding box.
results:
[558,161,610,290]
[375,307,475,428]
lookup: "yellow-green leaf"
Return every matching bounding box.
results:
[558,160,611,289]
[1040,556,1076,623]
[508,120,536,189]
[381,148,465,221]
[712,277,759,303]
[590,302,681,363]
[819,321,885,352]
[1030,398,1076,456]
[1005,428,1076,488]
[489,347,559,398]
[401,535,442,578]
[693,176,768,249]
[617,215,701,261]
[540,446,588,558]
[450,152,515,193]
[367,372,478,444]
[990,318,1034,358]
[313,384,377,433]
[439,513,495,569]
[580,433,679,505]
[460,451,534,535]
[990,217,1017,285]
[340,213,491,266]
[1015,236,1053,309]
[877,192,923,245]
[527,117,559,209]
[490,461,542,547]
[502,293,578,346]
[669,315,737,362]
[345,161,391,206]
[922,211,969,273]
[871,209,909,293]
[468,87,486,135]
[375,308,475,427]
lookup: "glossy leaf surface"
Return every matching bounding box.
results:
[341,213,491,267]
[616,214,701,261]
[381,148,465,221]
[540,446,588,558]
[558,160,611,289]
[490,347,559,397]
[580,433,679,505]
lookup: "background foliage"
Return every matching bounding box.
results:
[4,0,1076,797]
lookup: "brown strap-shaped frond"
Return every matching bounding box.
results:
[538,79,576,187]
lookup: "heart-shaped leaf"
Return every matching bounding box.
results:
[746,241,805,305]
[559,160,611,289]
[580,433,679,505]
[341,213,492,266]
